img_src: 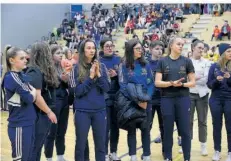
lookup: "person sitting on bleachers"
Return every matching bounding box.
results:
[211,25,221,41]
[175,8,184,23]
[218,20,231,40]
[213,4,220,16]
[206,46,220,62]
[172,21,180,32]
[125,15,135,34]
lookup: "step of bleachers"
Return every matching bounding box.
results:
[190,29,204,34]
[200,17,213,20]
[190,28,205,32]
[199,14,212,20]
[191,33,201,38]
[192,24,208,29]
[196,20,211,24]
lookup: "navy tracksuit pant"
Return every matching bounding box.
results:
[44,97,69,158]
[105,105,120,155]
[73,103,90,161]
[30,112,52,161]
[151,103,164,152]
[161,96,191,160]
[127,104,152,156]
[75,110,107,161]
[8,125,35,161]
[209,97,231,152]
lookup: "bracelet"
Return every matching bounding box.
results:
[181,83,184,87]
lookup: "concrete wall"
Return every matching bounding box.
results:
[1,4,70,50]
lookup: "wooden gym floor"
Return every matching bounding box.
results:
[0,109,229,161]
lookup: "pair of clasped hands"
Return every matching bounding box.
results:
[138,78,186,110]
[90,60,101,79]
[216,71,231,81]
[169,77,185,87]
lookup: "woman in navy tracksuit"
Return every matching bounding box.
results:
[147,40,165,156]
[69,39,110,161]
[207,43,231,161]
[99,38,121,161]
[155,36,195,161]
[44,45,69,161]
[118,38,154,161]
[2,46,37,161]
[27,42,58,161]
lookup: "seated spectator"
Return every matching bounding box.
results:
[145,14,153,28]
[218,20,231,40]
[63,28,73,47]
[175,8,184,23]
[151,33,159,41]
[213,4,221,16]
[125,15,135,34]
[172,22,180,32]
[202,43,210,59]
[211,25,220,41]
[206,46,220,62]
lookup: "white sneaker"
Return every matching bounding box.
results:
[179,147,183,154]
[165,159,172,161]
[212,151,221,161]
[143,156,151,161]
[130,155,137,161]
[57,155,67,161]
[110,152,121,161]
[201,142,208,156]
[226,152,231,161]
[47,158,53,161]
[105,155,110,161]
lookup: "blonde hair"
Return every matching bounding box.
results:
[167,36,183,55]
[217,53,231,72]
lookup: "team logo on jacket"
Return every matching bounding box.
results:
[114,64,119,70]
[141,68,147,75]
[147,78,151,84]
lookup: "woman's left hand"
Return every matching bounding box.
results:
[93,60,101,77]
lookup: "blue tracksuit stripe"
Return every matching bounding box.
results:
[5,72,33,104]
[3,71,36,127]
[69,66,77,88]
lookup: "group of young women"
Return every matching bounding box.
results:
[2,36,231,161]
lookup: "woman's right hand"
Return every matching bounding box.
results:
[138,102,147,109]
[172,78,185,87]
[47,110,57,124]
[216,76,224,81]
[90,64,96,79]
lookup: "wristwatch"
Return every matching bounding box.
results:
[181,82,184,87]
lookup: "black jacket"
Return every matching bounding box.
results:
[115,91,147,131]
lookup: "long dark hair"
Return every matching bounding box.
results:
[29,42,59,87]
[124,38,146,69]
[50,44,63,77]
[78,39,99,82]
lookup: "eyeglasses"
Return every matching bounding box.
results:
[104,45,114,49]
[133,47,143,52]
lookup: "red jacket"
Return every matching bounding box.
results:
[127,20,135,29]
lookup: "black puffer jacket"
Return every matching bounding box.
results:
[115,91,147,131]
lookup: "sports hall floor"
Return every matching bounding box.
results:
[1,111,228,161]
